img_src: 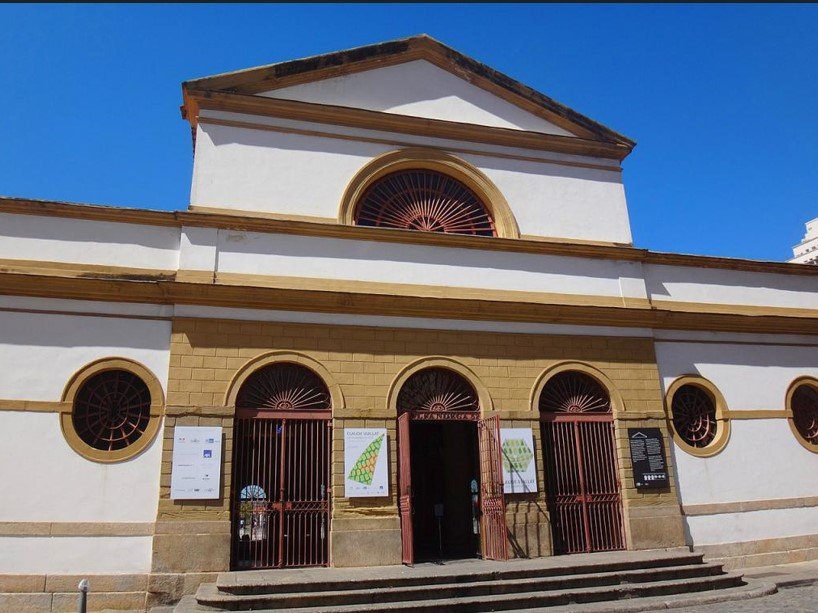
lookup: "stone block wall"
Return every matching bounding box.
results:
[148,316,686,603]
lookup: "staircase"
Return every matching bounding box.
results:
[173,549,774,612]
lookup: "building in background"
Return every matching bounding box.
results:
[1,36,817,610]
[791,217,818,264]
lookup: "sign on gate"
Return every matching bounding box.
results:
[500,428,538,493]
[170,426,223,499]
[344,428,389,497]
[628,428,669,490]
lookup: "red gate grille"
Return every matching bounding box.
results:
[231,417,330,569]
[541,417,625,554]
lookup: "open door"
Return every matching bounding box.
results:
[397,412,414,565]
[478,415,508,560]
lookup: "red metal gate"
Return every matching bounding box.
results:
[230,363,332,570]
[397,412,414,565]
[478,415,508,561]
[539,372,625,555]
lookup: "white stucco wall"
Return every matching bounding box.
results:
[686,506,818,547]
[190,116,632,244]
[0,213,180,270]
[645,263,818,310]
[261,59,576,136]
[656,340,818,412]
[214,230,645,299]
[657,338,818,546]
[0,412,163,523]
[0,535,153,574]
[0,310,170,401]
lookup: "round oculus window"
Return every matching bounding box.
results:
[72,369,152,451]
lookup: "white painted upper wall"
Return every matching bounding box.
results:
[655,341,818,411]
[215,229,646,299]
[645,263,818,310]
[261,60,576,136]
[190,115,633,244]
[0,212,180,270]
[0,310,171,401]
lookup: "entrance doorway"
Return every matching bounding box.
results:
[396,367,507,565]
[230,363,332,570]
[409,420,479,561]
[539,370,625,554]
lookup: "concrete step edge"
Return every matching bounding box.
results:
[516,578,778,612]
[217,553,708,594]
[195,573,745,611]
[198,563,727,605]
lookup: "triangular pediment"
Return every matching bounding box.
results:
[257,59,575,136]
[183,35,634,149]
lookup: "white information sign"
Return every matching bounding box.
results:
[170,426,223,500]
[500,428,538,494]
[344,428,389,498]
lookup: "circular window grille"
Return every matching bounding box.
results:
[791,384,818,446]
[539,371,611,414]
[670,384,718,448]
[72,369,152,451]
[236,363,331,412]
[397,368,479,413]
[354,170,496,236]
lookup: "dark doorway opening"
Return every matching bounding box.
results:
[409,420,480,561]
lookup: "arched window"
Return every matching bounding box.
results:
[665,376,730,457]
[539,371,611,414]
[397,367,479,414]
[354,169,496,236]
[790,381,818,449]
[236,363,331,413]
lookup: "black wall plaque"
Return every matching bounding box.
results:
[628,428,669,490]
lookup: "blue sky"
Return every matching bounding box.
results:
[1,4,816,261]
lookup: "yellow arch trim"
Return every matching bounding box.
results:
[224,351,345,413]
[664,375,731,458]
[386,356,494,417]
[339,148,521,239]
[530,361,626,417]
[61,357,165,464]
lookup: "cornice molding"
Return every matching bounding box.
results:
[2,259,818,335]
[185,89,632,161]
[4,197,818,278]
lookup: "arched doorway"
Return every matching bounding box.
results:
[396,367,507,564]
[539,370,625,554]
[230,362,332,569]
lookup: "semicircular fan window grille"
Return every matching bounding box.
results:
[73,369,152,451]
[354,170,496,236]
[236,363,331,413]
[670,384,718,448]
[397,367,479,414]
[792,383,818,446]
[539,371,612,414]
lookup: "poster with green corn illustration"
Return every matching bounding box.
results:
[344,428,388,497]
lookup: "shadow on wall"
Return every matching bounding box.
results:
[505,492,551,559]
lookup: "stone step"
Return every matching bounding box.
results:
[197,563,727,610]
[217,550,705,596]
[179,573,746,612]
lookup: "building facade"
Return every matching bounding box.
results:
[791,217,818,264]
[1,36,818,610]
